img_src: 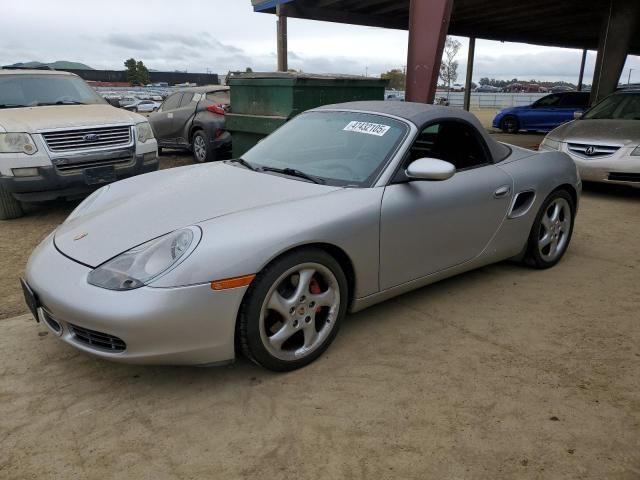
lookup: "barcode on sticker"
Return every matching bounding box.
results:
[343,121,390,136]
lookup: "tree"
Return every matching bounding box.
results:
[245,67,253,73]
[381,68,406,90]
[123,58,150,85]
[124,58,138,84]
[439,37,462,98]
[136,61,150,85]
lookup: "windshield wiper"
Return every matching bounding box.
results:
[226,158,258,171]
[260,166,325,184]
[0,104,27,109]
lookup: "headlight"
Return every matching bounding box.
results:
[88,227,201,290]
[540,137,561,151]
[0,133,37,155]
[136,122,154,143]
[65,185,110,223]
[632,146,640,156]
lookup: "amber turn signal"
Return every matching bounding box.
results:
[211,274,256,290]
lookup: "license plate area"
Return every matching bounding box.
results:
[20,278,40,322]
[84,165,116,185]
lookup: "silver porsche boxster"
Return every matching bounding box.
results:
[23,101,581,371]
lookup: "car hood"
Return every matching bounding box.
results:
[0,104,146,133]
[54,163,342,267]
[549,119,640,146]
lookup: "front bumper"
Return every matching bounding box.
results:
[566,150,640,188]
[25,234,246,365]
[1,152,159,202]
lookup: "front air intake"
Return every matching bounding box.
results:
[68,323,126,352]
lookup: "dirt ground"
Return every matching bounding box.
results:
[2,133,639,479]
[0,152,191,320]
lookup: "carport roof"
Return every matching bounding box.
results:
[252,0,640,55]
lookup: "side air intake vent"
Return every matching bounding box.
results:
[509,191,536,218]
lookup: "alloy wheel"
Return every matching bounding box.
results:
[538,197,571,262]
[193,135,207,162]
[259,263,340,361]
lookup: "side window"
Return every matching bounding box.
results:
[408,121,490,171]
[558,93,586,108]
[534,94,561,107]
[161,93,182,111]
[179,92,194,107]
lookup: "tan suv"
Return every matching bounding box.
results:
[0,69,159,219]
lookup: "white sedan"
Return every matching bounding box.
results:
[123,100,161,113]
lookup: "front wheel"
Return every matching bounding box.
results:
[500,115,520,133]
[237,248,348,371]
[524,190,575,269]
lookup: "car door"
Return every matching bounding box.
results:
[168,92,198,147]
[379,121,513,290]
[555,92,590,126]
[526,94,562,130]
[148,92,183,145]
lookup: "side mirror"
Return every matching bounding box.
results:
[406,158,455,181]
[573,110,583,119]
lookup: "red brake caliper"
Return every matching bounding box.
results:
[309,277,322,313]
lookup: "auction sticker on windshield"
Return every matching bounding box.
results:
[343,121,390,136]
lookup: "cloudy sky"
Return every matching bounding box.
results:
[2,0,639,85]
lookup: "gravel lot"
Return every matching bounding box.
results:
[1,136,639,479]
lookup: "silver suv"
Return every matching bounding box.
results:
[0,69,159,219]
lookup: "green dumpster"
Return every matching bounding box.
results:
[226,72,388,158]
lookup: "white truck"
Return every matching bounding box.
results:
[0,69,159,219]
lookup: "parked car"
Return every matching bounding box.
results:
[385,90,405,101]
[450,83,464,92]
[474,85,500,93]
[123,99,161,113]
[119,96,137,107]
[148,86,231,162]
[493,91,591,133]
[0,69,158,220]
[23,101,580,371]
[540,88,640,188]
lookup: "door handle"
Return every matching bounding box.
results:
[494,185,511,198]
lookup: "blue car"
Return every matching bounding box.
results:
[493,92,591,133]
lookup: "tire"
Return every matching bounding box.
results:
[524,189,575,269]
[237,247,349,371]
[192,130,214,163]
[0,185,24,220]
[157,146,163,156]
[500,115,520,133]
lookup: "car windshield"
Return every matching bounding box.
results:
[242,111,409,187]
[0,74,106,108]
[582,92,640,120]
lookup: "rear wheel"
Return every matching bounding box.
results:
[192,131,213,163]
[238,248,348,371]
[500,115,520,133]
[524,190,575,269]
[0,185,24,220]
